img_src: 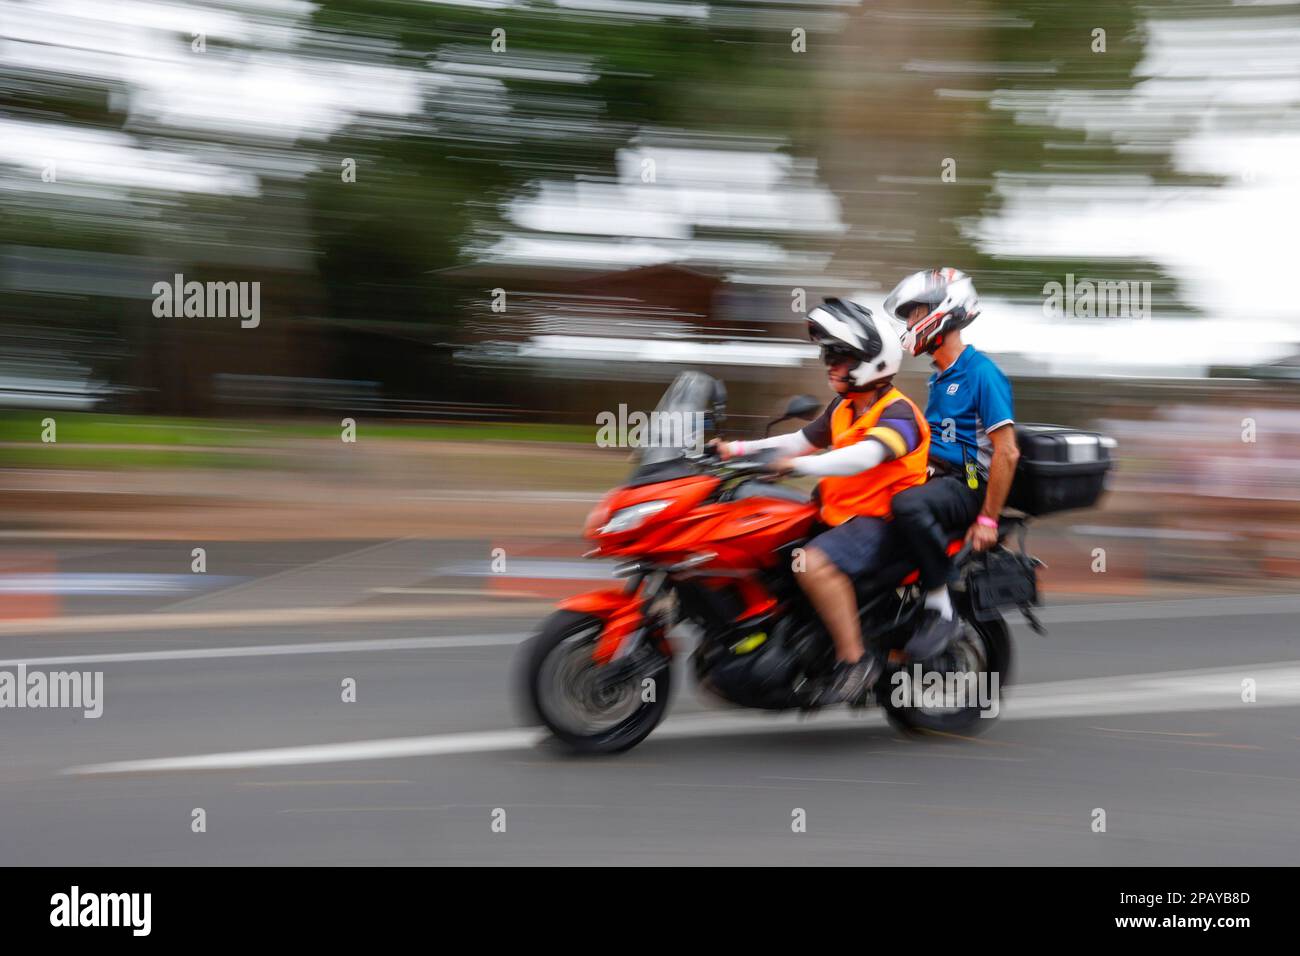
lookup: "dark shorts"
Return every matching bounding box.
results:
[808,516,896,579]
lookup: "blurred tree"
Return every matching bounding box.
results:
[305,0,825,390]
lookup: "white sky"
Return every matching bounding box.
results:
[970,13,1300,371]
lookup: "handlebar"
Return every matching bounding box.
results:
[706,447,783,478]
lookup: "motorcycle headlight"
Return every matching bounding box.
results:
[599,500,670,535]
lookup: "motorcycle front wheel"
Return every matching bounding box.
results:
[519,610,673,755]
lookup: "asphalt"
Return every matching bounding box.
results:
[1,539,1298,865]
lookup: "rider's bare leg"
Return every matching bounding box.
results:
[797,547,864,663]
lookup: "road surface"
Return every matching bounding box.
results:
[1,539,1297,865]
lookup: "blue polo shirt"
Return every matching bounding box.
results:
[926,345,1015,476]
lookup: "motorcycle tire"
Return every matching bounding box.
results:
[519,610,673,755]
[877,614,1012,735]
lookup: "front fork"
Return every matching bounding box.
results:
[557,570,674,687]
[599,570,674,687]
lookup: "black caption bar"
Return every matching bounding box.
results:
[2,866,1287,942]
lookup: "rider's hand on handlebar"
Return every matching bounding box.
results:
[705,438,736,460]
[767,456,797,477]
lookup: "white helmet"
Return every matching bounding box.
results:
[807,296,903,391]
[883,268,981,357]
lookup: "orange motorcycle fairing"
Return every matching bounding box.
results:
[584,475,720,547]
[557,587,656,665]
[639,496,817,570]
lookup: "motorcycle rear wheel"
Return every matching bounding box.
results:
[877,614,1011,735]
[520,610,673,755]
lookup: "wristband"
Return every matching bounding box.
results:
[976,515,998,529]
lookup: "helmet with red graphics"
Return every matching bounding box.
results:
[883,268,981,357]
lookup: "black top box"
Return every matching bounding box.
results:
[1004,423,1116,516]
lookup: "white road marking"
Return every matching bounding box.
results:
[66,660,1300,776]
[69,730,550,774]
[0,633,526,668]
[0,573,242,595]
[0,600,549,637]
[368,587,540,598]
[439,558,616,580]
[1001,663,1300,719]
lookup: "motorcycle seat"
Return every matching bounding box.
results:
[897,538,965,586]
[851,538,965,603]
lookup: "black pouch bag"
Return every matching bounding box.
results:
[964,547,1039,622]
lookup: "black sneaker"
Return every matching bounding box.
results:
[905,609,960,660]
[817,654,882,705]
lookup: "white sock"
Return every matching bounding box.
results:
[924,587,953,621]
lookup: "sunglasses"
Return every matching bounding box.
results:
[819,344,858,366]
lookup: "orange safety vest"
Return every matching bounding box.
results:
[818,386,931,526]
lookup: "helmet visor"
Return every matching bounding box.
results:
[819,343,859,367]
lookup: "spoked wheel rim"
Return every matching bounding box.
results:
[536,624,646,737]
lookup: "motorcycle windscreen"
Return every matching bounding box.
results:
[630,370,724,475]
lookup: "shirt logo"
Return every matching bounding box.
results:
[946,383,960,395]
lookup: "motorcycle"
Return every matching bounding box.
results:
[519,371,1113,754]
